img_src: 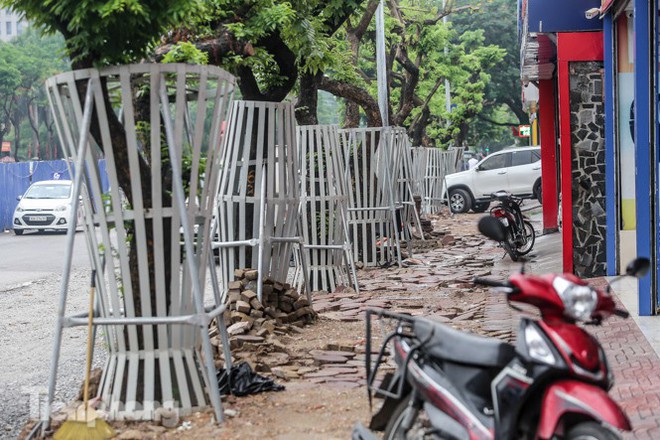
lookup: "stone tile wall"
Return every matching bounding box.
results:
[569,61,607,278]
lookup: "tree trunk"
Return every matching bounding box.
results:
[344,102,360,128]
[411,106,431,147]
[27,101,41,158]
[44,109,57,159]
[11,118,20,161]
[235,31,297,102]
[296,70,321,125]
[74,75,168,350]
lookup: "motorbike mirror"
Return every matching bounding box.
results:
[625,257,650,278]
[478,216,506,242]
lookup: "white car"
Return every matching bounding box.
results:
[442,146,542,213]
[12,180,82,235]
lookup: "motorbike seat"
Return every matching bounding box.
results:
[413,318,515,368]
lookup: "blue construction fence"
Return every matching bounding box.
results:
[0,159,109,232]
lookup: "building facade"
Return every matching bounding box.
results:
[521,0,660,316]
[601,0,658,316]
[0,8,27,42]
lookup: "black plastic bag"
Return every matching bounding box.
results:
[217,362,285,397]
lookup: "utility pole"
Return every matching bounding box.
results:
[376,0,389,126]
[443,0,451,114]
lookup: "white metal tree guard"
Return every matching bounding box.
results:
[338,127,406,268]
[394,132,425,246]
[297,125,359,293]
[44,64,235,425]
[412,146,463,214]
[214,100,309,302]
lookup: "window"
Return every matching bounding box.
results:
[6,21,11,35]
[16,21,21,35]
[511,151,532,166]
[531,149,541,162]
[479,153,508,171]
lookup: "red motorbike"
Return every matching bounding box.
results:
[353,216,648,440]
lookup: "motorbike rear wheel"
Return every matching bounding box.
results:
[516,221,536,255]
[565,421,621,440]
[502,236,519,262]
[383,396,433,440]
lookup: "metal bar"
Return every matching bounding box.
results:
[159,78,224,423]
[44,77,95,433]
[212,239,259,249]
[256,164,267,303]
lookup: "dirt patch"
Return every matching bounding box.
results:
[23,210,510,440]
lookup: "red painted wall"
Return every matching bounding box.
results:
[538,79,558,232]
[557,32,603,274]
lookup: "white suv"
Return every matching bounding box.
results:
[442,146,542,213]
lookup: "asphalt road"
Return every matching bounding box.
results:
[0,229,95,439]
[0,230,90,290]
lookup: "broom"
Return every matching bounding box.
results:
[54,270,115,440]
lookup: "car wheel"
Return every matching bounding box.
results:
[534,180,542,204]
[449,188,472,213]
[13,229,23,236]
[472,202,490,213]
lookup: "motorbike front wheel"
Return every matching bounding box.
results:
[384,396,433,440]
[516,221,536,255]
[565,421,621,440]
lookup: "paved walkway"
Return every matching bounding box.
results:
[488,231,660,439]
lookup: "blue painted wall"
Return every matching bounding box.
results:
[633,0,653,315]
[527,0,602,33]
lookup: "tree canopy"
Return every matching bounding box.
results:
[0,0,194,67]
[452,0,525,148]
[0,29,68,160]
[1,0,524,149]
[159,0,506,146]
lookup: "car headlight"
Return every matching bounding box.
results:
[15,206,24,212]
[552,276,598,321]
[55,205,68,211]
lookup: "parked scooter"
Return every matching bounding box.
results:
[353,216,648,440]
[489,191,535,261]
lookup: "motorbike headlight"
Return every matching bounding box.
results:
[553,277,598,321]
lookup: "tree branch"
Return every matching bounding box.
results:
[319,76,382,126]
[422,5,479,26]
[350,0,380,40]
[410,75,445,129]
[155,28,255,64]
[476,113,520,126]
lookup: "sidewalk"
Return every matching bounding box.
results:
[490,231,660,439]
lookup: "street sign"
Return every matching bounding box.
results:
[518,125,531,137]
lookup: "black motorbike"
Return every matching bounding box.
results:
[488,191,535,261]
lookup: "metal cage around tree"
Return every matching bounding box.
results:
[213,100,309,302]
[338,127,407,268]
[44,64,235,424]
[297,124,359,293]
